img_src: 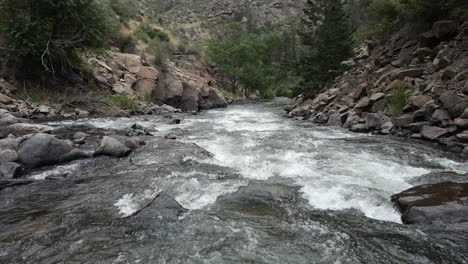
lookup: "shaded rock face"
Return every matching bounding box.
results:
[0,162,22,179]
[391,182,468,224]
[285,20,468,156]
[18,133,90,169]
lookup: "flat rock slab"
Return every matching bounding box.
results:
[391,182,468,224]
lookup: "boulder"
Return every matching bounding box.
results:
[413,48,432,60]
[112,83,134,97]
[432,57,449,71]
[432,21,459,39]
[73,132,89,140]
[355,97,371,109]
[94,136,131,158]
[391,182,468,224]
[432,109,451,122]
[454,118,468,128]
[365,113,382,129]
[207,88,227,108]
[135,79,156,95]
[440,68,456,80]
[350,123,370,133]
[392,114,414,128]
[439,92,468,117]
[421,126,449,140]
[115,53,142,73]
[327,113,343,127]
[18,133,90,169]
[0,149,18,162]
[393,68,424,80]
[0,93,14,104]
[137,66,160,80]
[456,131,468,143]
[0,123,53,138]
[0,162,22,179]
[410,95,433,108]
[381,121,394,134]
[369,92,385,103]
[178,84,199,112]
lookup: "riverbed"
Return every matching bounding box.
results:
[1,99,467,263]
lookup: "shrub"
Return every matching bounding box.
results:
[0,0,112,77]
[109,0,138,21]
[388,82,414,116]
[109,95,136,111]
[147,38,175,65]
[140,91,153,104]
[111,33,138,54]
[221,90,235,100]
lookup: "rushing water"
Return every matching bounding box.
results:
[1,99,468,264]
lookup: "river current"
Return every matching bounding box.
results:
[1,99,468,263]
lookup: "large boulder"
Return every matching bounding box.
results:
[115,53,142,73]
[391,182,468,224]
[18,133,90,169]
[439,92,468,117]
[421,126,449,140]
[0,162,22,179]
[206,87,227,108]
[94,136,131,158]
[0,123,53,138]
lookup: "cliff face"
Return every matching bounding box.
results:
[286,20,468,157]
[137,0,306,39]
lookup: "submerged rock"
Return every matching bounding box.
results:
[391,182,468,224]
[94,136,131,158]
[18,133,90,169]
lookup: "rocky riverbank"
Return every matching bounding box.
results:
[285,20,468,224]
[285,20,468,158]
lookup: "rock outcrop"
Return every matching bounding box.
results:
[89,52,227,112]
[391,181,468,224]
[286,21,468,157]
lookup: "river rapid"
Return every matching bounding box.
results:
[1,99,468,263]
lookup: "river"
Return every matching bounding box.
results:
[1,99,467,263]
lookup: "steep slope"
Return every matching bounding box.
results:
[286,21,468,157]
[137,0,306,39]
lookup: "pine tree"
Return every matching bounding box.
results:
[297,0,353,94]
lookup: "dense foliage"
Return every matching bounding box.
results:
[207,24,298,98]
[295,0,353,95]
[0,0,113,76]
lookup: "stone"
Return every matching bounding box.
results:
[0,93,14,104]
[123,74,137,86]
[455,70,468,81]
[432,20,459,39]
[0,79,16,93]
[94,136,131,158]
[464,80,468,95]
[327,113,343,127]
[410,95,433,108]
[18,133,91,169]
[439,92,468,117]
[350,124,370,133]
[365,113,382,129]
[432,109,451,122]
[432,57,450,71]
[393,68,424,80]
[137,66,159,80]
[0,162,22,179]
[135,79,156,96]
[381,121,394,134]
[0,138,19,151]
[454,118,468,128]
[392,114,414,128]
[413,48,432,60]
[160,104,179,113]
[343,114,361,129]
[391,182,468,224]
[206,88,227,108]
[355,97,371,109]
[0,123,53,138]
[73,132,89,140]
[456,131,468,142]
[419,32,439,48]
[421,126,449,140]
[369,92,385,103]
[440,68,456,80]
[115,53,142,73]
[113,82,134,97]
[164,133,177,140]
[0,149,18,162]
[124,138,146,150]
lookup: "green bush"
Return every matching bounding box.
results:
[109,0,139,21]
[111,33,137,54]
[147,38,175,65]
[109,95,136,111]
[136,24,170,43]
[388,82,414,116]
[0,0,112,76]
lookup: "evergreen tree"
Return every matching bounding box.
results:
[297,0,353,95]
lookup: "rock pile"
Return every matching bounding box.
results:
[286,20,468,157]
